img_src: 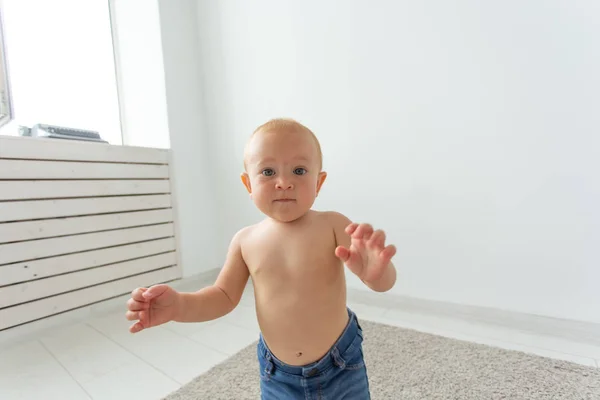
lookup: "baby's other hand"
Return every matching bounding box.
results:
[125,284,181,333]
[335,223,397,283]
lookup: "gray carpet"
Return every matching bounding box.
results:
[163,320,600,399]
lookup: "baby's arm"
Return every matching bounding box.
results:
[174,228,250,323]
[330,212,397,292]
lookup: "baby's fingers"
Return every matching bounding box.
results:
[379,245,397,263]
[129,321,144,334]
[368,230,386,249]
[335,245,351,262]
[345,223,359,235]
[131,287,148,302]
[125,310,140,321]
[127,298,148,311]
[353,223,373,240]
[127,310,149,333]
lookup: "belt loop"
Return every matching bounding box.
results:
[331,346,346,369]
[265,360,274,375]
[263,347,275,375]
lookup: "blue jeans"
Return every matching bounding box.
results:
[257,309,371,399]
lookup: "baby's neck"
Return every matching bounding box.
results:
[266,209,315,225]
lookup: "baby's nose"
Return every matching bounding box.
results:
[276,180,294,190]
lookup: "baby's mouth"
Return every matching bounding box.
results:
[274,198,296,202]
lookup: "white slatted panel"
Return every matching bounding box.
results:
[0,223,174,266]
[0,195,171,222]
[0,253,177,308]
[0,238,176,286]
[0,267,180,330]
[0,159,169,179]
[0,136,182,331]
[0,180,171,201]
[0,209,173,243]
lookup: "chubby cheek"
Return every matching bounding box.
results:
[252,182,274,201]
[298,178,319,199]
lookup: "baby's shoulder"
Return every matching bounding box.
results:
[230,219,272,246]
[319,211,350,225]
[315,210,352,228]
[232,223,259,242]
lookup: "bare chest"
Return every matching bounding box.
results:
[244,224,340,279]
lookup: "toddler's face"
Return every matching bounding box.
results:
[242,129,326,222]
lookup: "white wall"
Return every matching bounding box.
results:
[192,0,600,323]
[157,0,221,277]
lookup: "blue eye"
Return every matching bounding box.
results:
[294,168,307,175]
[262,169,275,177]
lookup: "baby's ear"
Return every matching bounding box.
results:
[316,171,327,195]
[240,173,252,195]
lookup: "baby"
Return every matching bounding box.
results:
[125,118,397,399]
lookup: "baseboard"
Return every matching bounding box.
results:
[347,287,600,346]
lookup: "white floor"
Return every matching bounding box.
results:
[1,276,599,400]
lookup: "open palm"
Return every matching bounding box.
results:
[335,223,396,283]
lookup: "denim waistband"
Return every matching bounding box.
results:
[257,308,361,378]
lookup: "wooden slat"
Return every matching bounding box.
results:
[0,209,174,244]
[0,180,171,201]
[0,159,169,180]
[0,223,174,266]
[0,253,177,308]
[0,238,176,286]
[0,135,169,164]
[0,194,171,222]
[0,267,180,330]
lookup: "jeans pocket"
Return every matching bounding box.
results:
[345,347,365,370]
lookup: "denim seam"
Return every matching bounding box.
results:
[302,377,309,399]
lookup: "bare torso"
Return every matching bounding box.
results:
[240,210,349,366]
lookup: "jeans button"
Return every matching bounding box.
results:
[308,368,319,377]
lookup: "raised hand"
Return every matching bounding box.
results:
[335,223,397,284]
[125,284,181,333]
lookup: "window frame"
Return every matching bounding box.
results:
[0,4,14,129]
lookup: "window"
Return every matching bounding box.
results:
[0,0,123,145]
[0,6,12,129]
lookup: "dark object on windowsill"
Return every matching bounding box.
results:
[20,123,108,143]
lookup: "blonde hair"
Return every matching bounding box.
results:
[244,118,323,170]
